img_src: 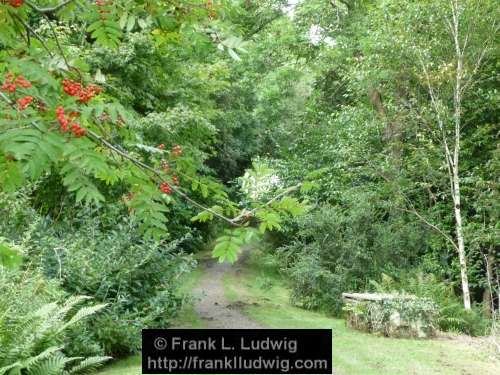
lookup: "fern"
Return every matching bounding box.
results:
[59,304,107,333]
[0,296,109,375]
[64,356,111,375]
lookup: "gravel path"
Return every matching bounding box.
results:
[191,255,263,329]
[188,252,335,374]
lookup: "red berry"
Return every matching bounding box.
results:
[171,144,182,156]
[9,0,24,8]
[14,75,32,88]
[62,79,101,104]
[161,160,170,172]
[172,174,180,186]
[17,96,33,111]
[160,183,173,195]
[1,72,17,94]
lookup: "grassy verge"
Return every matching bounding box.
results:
[97,248,499,375]
[223,249,499,375]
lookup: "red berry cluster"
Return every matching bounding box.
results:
[17,96,33,111]
[161,160,170,172]
[172,174,180,186]
[160,183,173,195]
[171,144,182,156]
[96,0,112,19]
[1,72,32,94]
[55,106,86,137]
[62,79,102,104]
[206,0,217,19]
[3,0,24,8]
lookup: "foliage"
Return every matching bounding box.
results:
[274,201,428,314]
[258,0,499,319]
[25,209,195,356]
[0,268,110,375]
[371,272,491,336]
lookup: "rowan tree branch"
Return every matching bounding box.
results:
[230,183,302,223]
[84,129,242,227]
[10,12,54,57]
[25,0,76,14]
[0,90,239,225]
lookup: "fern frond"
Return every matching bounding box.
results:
[64,356,112,375]
[58,304,107,333]
[28,352,67,375]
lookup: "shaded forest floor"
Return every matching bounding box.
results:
[98,248,499,375]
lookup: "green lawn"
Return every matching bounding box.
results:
[223,250,499,375]
[97,249,499,375]
[97,355,142,375]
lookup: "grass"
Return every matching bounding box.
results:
[223,249,500,375]
[97,248,500,375]
[97,356,141,375]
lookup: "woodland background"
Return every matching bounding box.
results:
[0,0,498,373]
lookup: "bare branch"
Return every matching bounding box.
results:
[416,49,456,200]
[461,21,499,93]
[395,207,459,252]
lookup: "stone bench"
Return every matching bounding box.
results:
[342,292,438,338]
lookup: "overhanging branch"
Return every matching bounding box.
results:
[25,0,76,14]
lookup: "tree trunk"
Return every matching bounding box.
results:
[483,246,496,316]
[451,0,471,310]
[452,168,471,310]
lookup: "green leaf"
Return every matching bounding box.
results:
[0,242,23,269]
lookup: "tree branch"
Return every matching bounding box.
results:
[84,129,242,227]
[10,12,54,57]
[230,183,302,223]
[395,207,458,252]
[25,0,76,14]
[0,90,239,226]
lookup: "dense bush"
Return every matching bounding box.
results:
[275,201,428,314]
[25,212,195,356]
[343,295,438,338]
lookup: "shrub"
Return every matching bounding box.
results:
[27,213,195,356]
[275,202,428,314]
[343,294,438,338]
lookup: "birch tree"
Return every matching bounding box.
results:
[414,0,498,309]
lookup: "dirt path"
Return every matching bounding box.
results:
[191,254,264,329]
[189,252,336,374]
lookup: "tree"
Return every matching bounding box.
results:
[0,0,305,262]
[411,0,498,309]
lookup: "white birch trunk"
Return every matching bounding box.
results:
[451,0,471,310]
